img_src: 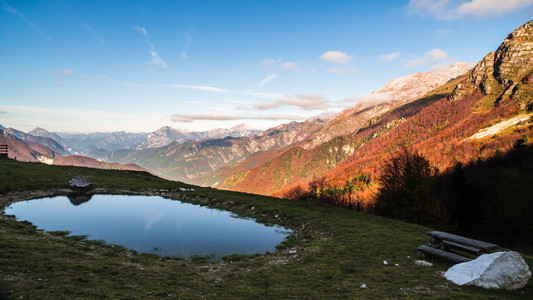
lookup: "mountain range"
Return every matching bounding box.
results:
[1,20,532,204]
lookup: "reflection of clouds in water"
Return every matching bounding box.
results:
[145,212,163,230]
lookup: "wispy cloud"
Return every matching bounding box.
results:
[181,33,192,59]
[403,48,448,69]
[0,110,7,114]
[378,52,401,62]
[256,94,330,111]
[258,72,278,88]
[82,23,105,42]
[169,84,229,93]
[406,0,533,20]
[320,51,353,64]
[171,112,304,123]
[54,81,65,86]
[1,0,51,40]
[133,25,147,36]
[148,50,168,68]
[133,25,168,68]
[58,69,75,75]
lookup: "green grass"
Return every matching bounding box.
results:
[1,158,532,298]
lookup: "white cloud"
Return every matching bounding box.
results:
[171,112,304,123]
[170,84,229,93]
[171,113,242,122]
[456,0,533,18]
[378,52,401,62]
[406,0,450,18]
[406,0,533,19]
[404,48,448,69]
[320,51,353,64]
[281,61,299,72]
[256,94,330,111]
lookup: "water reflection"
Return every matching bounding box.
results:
[5,195,291,259]
[67,193,93,206]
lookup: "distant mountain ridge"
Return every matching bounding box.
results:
[90,118,326,182]
[0,127,147,172]
[26,124,263,155]
[2,127,70,157]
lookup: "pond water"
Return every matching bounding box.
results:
[5,194,292,259]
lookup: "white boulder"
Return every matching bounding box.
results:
[444,251,531,290]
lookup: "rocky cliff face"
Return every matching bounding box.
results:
[453,20,533,103]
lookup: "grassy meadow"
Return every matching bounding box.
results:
[0,158,532,299]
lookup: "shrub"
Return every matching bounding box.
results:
[374,149,448,228]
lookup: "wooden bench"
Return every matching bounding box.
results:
[0,145,7,158]
[417,231,498,263]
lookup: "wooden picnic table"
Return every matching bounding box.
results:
[417,231,499,263]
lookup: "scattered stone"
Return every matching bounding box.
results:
[414,260,433,266]
[68,176,92,188]
[383,260,388,265]
[178,187,195,192]
[360,284,367,288]
[444,251,531,290]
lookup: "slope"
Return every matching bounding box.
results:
[217,65,473,195]
[277,20,533,205]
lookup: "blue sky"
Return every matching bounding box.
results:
[1,0,532,133]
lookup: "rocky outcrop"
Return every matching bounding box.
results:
[494,21,533,86]
[68,176,92,188]
[468,51,497,95]
[452,20,533,100]
[444,251,531,290]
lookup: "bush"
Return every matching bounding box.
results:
[374,149,448,228]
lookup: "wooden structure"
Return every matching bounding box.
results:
[0,145,7,158]
[417,231,498,263]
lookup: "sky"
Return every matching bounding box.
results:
[1,0,532,133]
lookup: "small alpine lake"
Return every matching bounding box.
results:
[4,194,292,260]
